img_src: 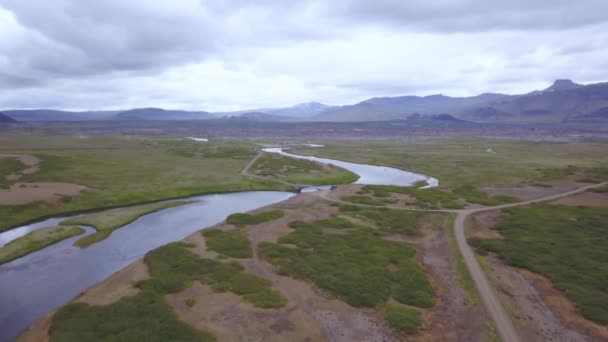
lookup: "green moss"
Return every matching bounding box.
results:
[51,290,215,342]
[259,220,433,308]
[0,226,84,265]
[141,243,286,308]
[470,205,608,324]
[341,195,386,206]
[202,229,252,258]
[384,305,422,333]
[185,298,197,308]
[226,209,284,226]
[345,208,421,235]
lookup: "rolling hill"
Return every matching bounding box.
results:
[0,112,17,123]
[114,108,215,120]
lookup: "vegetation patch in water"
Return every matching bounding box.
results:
[0,226,84,265]
[252,153,358,185]
[61,201,190,247]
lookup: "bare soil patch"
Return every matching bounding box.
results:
[75,260,149,306]
[469,210,504,240]
[0,154,40,181]
[551,191,608,207]
[414,226,487,341]
[485,254,607,341]
[0,182,87,205]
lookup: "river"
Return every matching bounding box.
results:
[0,148,437,341]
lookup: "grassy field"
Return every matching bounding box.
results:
[61,201,190,247]
[259,217,434,309]
[0,226,84,265]
[384,305,422,334]
[251,152,359,185]
[50,241,287,341]
[0,135,291,232]
[338,205,421,235]
[290,138,608,188]
[469,205,608,325]
[0,157,25,188]
[226,209,284,226]
[202,229,252,258]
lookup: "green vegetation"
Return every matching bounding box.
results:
[341,195,386,206]
[50,241,287,340]
[0,157,26,188]
[0,135,290,232]
[226,209,284,226]
[252,152,359,185]
[360,184,515,209]
[202,229,252,258]
[290,139,608,188]
[61,201,190,247]
[384,305,422,333]
[469,205,608,324]
[141,242,286,308]
[0,226,84,264]
[185,298,197,308]
[340,206,421,235]
[51,290,215,342]
[259,219,433,308]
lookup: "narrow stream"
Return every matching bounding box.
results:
[0,146,438,341]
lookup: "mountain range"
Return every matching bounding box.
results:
[3,80,608,124]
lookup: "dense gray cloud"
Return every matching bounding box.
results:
[0,0,607,110]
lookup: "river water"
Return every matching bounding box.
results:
[0,148,437,341]
[262,147,439,188]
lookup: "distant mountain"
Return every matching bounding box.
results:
[0,112,17,123]
[543,79,583,92]
[311,80,608,124]
[266,102,333,118]
[115,108,215,120]
[215,102,334,119]
[4,109,118,121]
[236,112,294,121]
[3,80,607,124]
[457,81,608,123]
[312,93,508,122]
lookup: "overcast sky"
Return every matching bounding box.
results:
[1,0,607,111]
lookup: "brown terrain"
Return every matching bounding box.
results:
[20,187,490,342]
[0,154,87,205]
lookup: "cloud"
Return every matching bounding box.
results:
[0,0,607,110]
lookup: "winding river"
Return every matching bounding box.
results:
[0,147,437,341]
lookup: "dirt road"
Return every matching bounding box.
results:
[454,182,607,342]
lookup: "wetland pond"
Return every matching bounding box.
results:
[0,148,437,341]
